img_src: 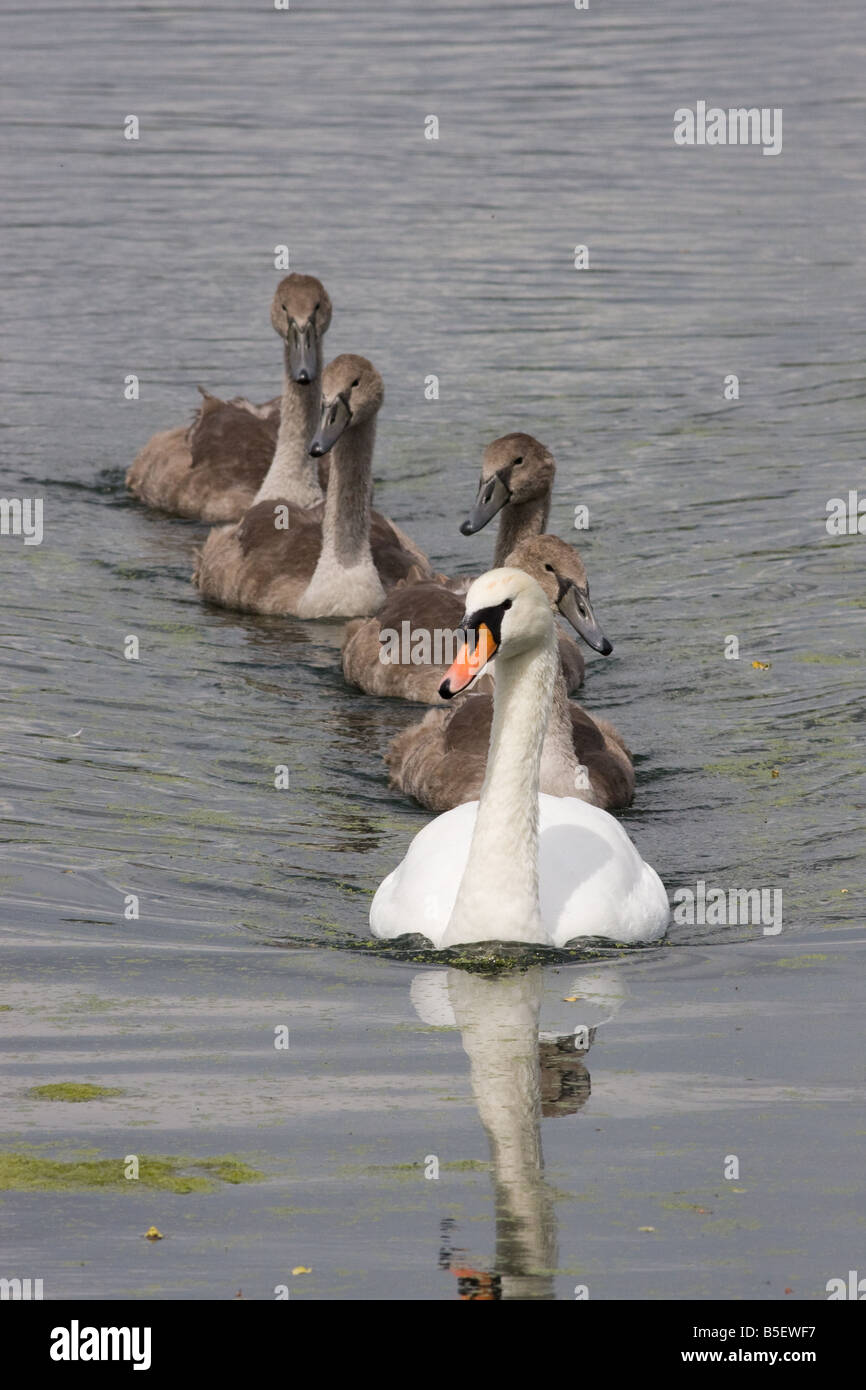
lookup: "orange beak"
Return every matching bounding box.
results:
[439,623,498,699]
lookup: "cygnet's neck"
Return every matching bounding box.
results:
[253,345,323,507]
[320,416,377,568]
[493,491,550,568]
[442,633,556,945]
[538,666,583,798]
[296,415,385,617]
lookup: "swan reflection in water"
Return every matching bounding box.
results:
[410,964,625,1300]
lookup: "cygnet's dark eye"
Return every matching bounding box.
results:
[512,456,524,466]
[544,563,554,572]
[351,377,360,387]
[502,599,512,611]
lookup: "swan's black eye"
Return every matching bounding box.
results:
[351,377,360,388]
[502,599,512,611]
[512,456,524,466]
[544,563,554,572]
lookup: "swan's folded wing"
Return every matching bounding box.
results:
[370,803,478,945]
[536,796,668,946]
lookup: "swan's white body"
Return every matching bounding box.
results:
[371,793,668,947]
[370,567,668,949]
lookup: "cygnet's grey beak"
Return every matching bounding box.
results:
[309,392,352,457]
[557,582,613,655]
[287,320,319,385]
[460,469,512,535]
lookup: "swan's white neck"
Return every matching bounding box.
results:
[296,416,386,618]
[441,633,556,945]
[493,492,550,568]
[252,346,323,507]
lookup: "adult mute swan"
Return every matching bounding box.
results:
[193,355,430,618]
[370,568,669,948]
[127,274,332,521]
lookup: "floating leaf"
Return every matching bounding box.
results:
[291,1265,311,1275]
[752,660,770,670]
[144,1226,164,1241]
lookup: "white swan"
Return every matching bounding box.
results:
[371,568,669,948]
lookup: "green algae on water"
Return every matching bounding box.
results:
[0,1152,264,1193]
[368,1159,491,1178]
[28,1083,125,1102]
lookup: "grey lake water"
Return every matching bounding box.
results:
[1,0,864,1300]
